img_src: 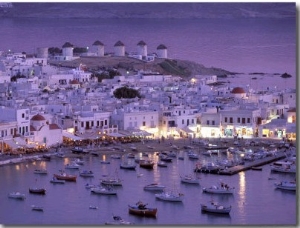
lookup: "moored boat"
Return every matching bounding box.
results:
[180,174,200,185]
[155,190,184,202]
[202,181,235,194]
[274,180,296,191]
[201,200,231,214]
[105,215,133,225]
[100,177,122,186]
[143,183,166,191]
[128,201,157,217]
[91,186,117,195]
[31,205,44,211]
[157,161,168,167]
[53,172,77,182]
[120,161,136,170]
[8,192,26,200]
[139,160,154,169]
[29,187,46,195]
[50,177,65,184]
[79,170,94,177]
[33,169,48,174]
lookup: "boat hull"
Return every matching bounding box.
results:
[128,206,157,217]
[53,174,77,182]
[29,188,46,195]
[202,188,234,194]
[201,205,231,214]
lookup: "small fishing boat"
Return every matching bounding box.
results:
[50,177,65,184]
[251,166,263,171]
[155,190,184,202]
[202,181,235,194]
[128,201,157,217]
[53,172,77,182]
[31,205,44,211]
[105,215,133,225]
[157,161,168,167]
[89,205,98,210]
[139,160,154,169]
[29,187,46,195]
[180,174,200,185]
[91,186,117,195]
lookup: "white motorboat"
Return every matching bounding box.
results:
[270,161,296,173]
[33,169,48,174]
[157,161,168,167]
[274,180,296,191]
[74,158,84,165]
[8,192,26,200]
[79,170,94,177]
[91,186,117,195]
[180,175,200,185]
[100,178,122,186]
[155,190,184,202]
[187,151,199,160]
[143,183,166,191]
[31,205,44,211]
[89,205,98,210]
[201,200,231,214]
[65,162,80,169]
[203,182,235,194]
[105,215,133,225]
[120,161,136,170]
[50,177,66,184]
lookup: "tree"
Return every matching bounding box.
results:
[113,86,141,99]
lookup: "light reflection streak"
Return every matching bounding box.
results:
[238,172,246,218]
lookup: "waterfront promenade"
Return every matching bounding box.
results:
[0,137,293,174]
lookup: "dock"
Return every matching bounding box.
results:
[219,150,287,175]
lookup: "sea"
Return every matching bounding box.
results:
[0,147,297,226]
[0,11,297,226]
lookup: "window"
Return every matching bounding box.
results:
[237,118,240,123]
[247,118,250,123]
[242,118,245,124]
[104,120,107,125]
[143,121,146,126]
[192,119,194,124]
[225,117,227,123]
[182,119,184,124]
[207,120,210,125]
[212,120,215,125]
[22,113,25,118]
[229,117,233,123]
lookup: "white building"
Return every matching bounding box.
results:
[137,40,147,58]
[91,40,105,57]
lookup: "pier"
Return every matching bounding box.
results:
[219,150,287,175]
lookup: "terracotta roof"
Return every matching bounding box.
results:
[114,41,125,47]
[49,124,60,130]
[93,40,104,46]
[31,114,46,121]
[231,87,246,94]
[70,79,80,84]
[137,40,147,46]
[62,42,73,48]
[157,44,167,50]
[287,107,296,112]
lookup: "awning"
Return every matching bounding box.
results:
[179,127,194,134]
[118,130,133,136]
[132,130,152,137]
[4,139,20,150]
[13,137,27,146]
[63,131,83,141]
[107,132,126,138]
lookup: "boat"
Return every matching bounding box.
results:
[187,151,199,160]
[201,200,231,214]
[85,183,97,189]
[31,205,44,211]
[29,187,46,195]
[111,154,121,159]
[65,162,80,169]
[42,154,51,161]
[71,147,89,154]
[143,183,166,191]
[194,162,221,174]
[100,160,111,164]
[120,161,136,170]
[50,177,65,184]
[33,169,48,174]
[128,201,157,217]
[139,160,154,169]
[100,177,122,186]
[251,166,263,171]
[270,161,296,173]
[105,215,133,225]
[274,180,296,191]
[91,186,117,195]
[8,192,26,200]
[79,170,94,177]
[160,155,172,162]
[155,190,184,202]
[157,161,168,167]
[74,158,84,165]
[53,172,77,182]
[202,182,235,194]
[89,205,98,210]
[180,174,200,185]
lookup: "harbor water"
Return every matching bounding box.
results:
[0,147,296,225]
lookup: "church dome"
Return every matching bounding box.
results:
[231,87,246,94]
[31,114,46,121]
